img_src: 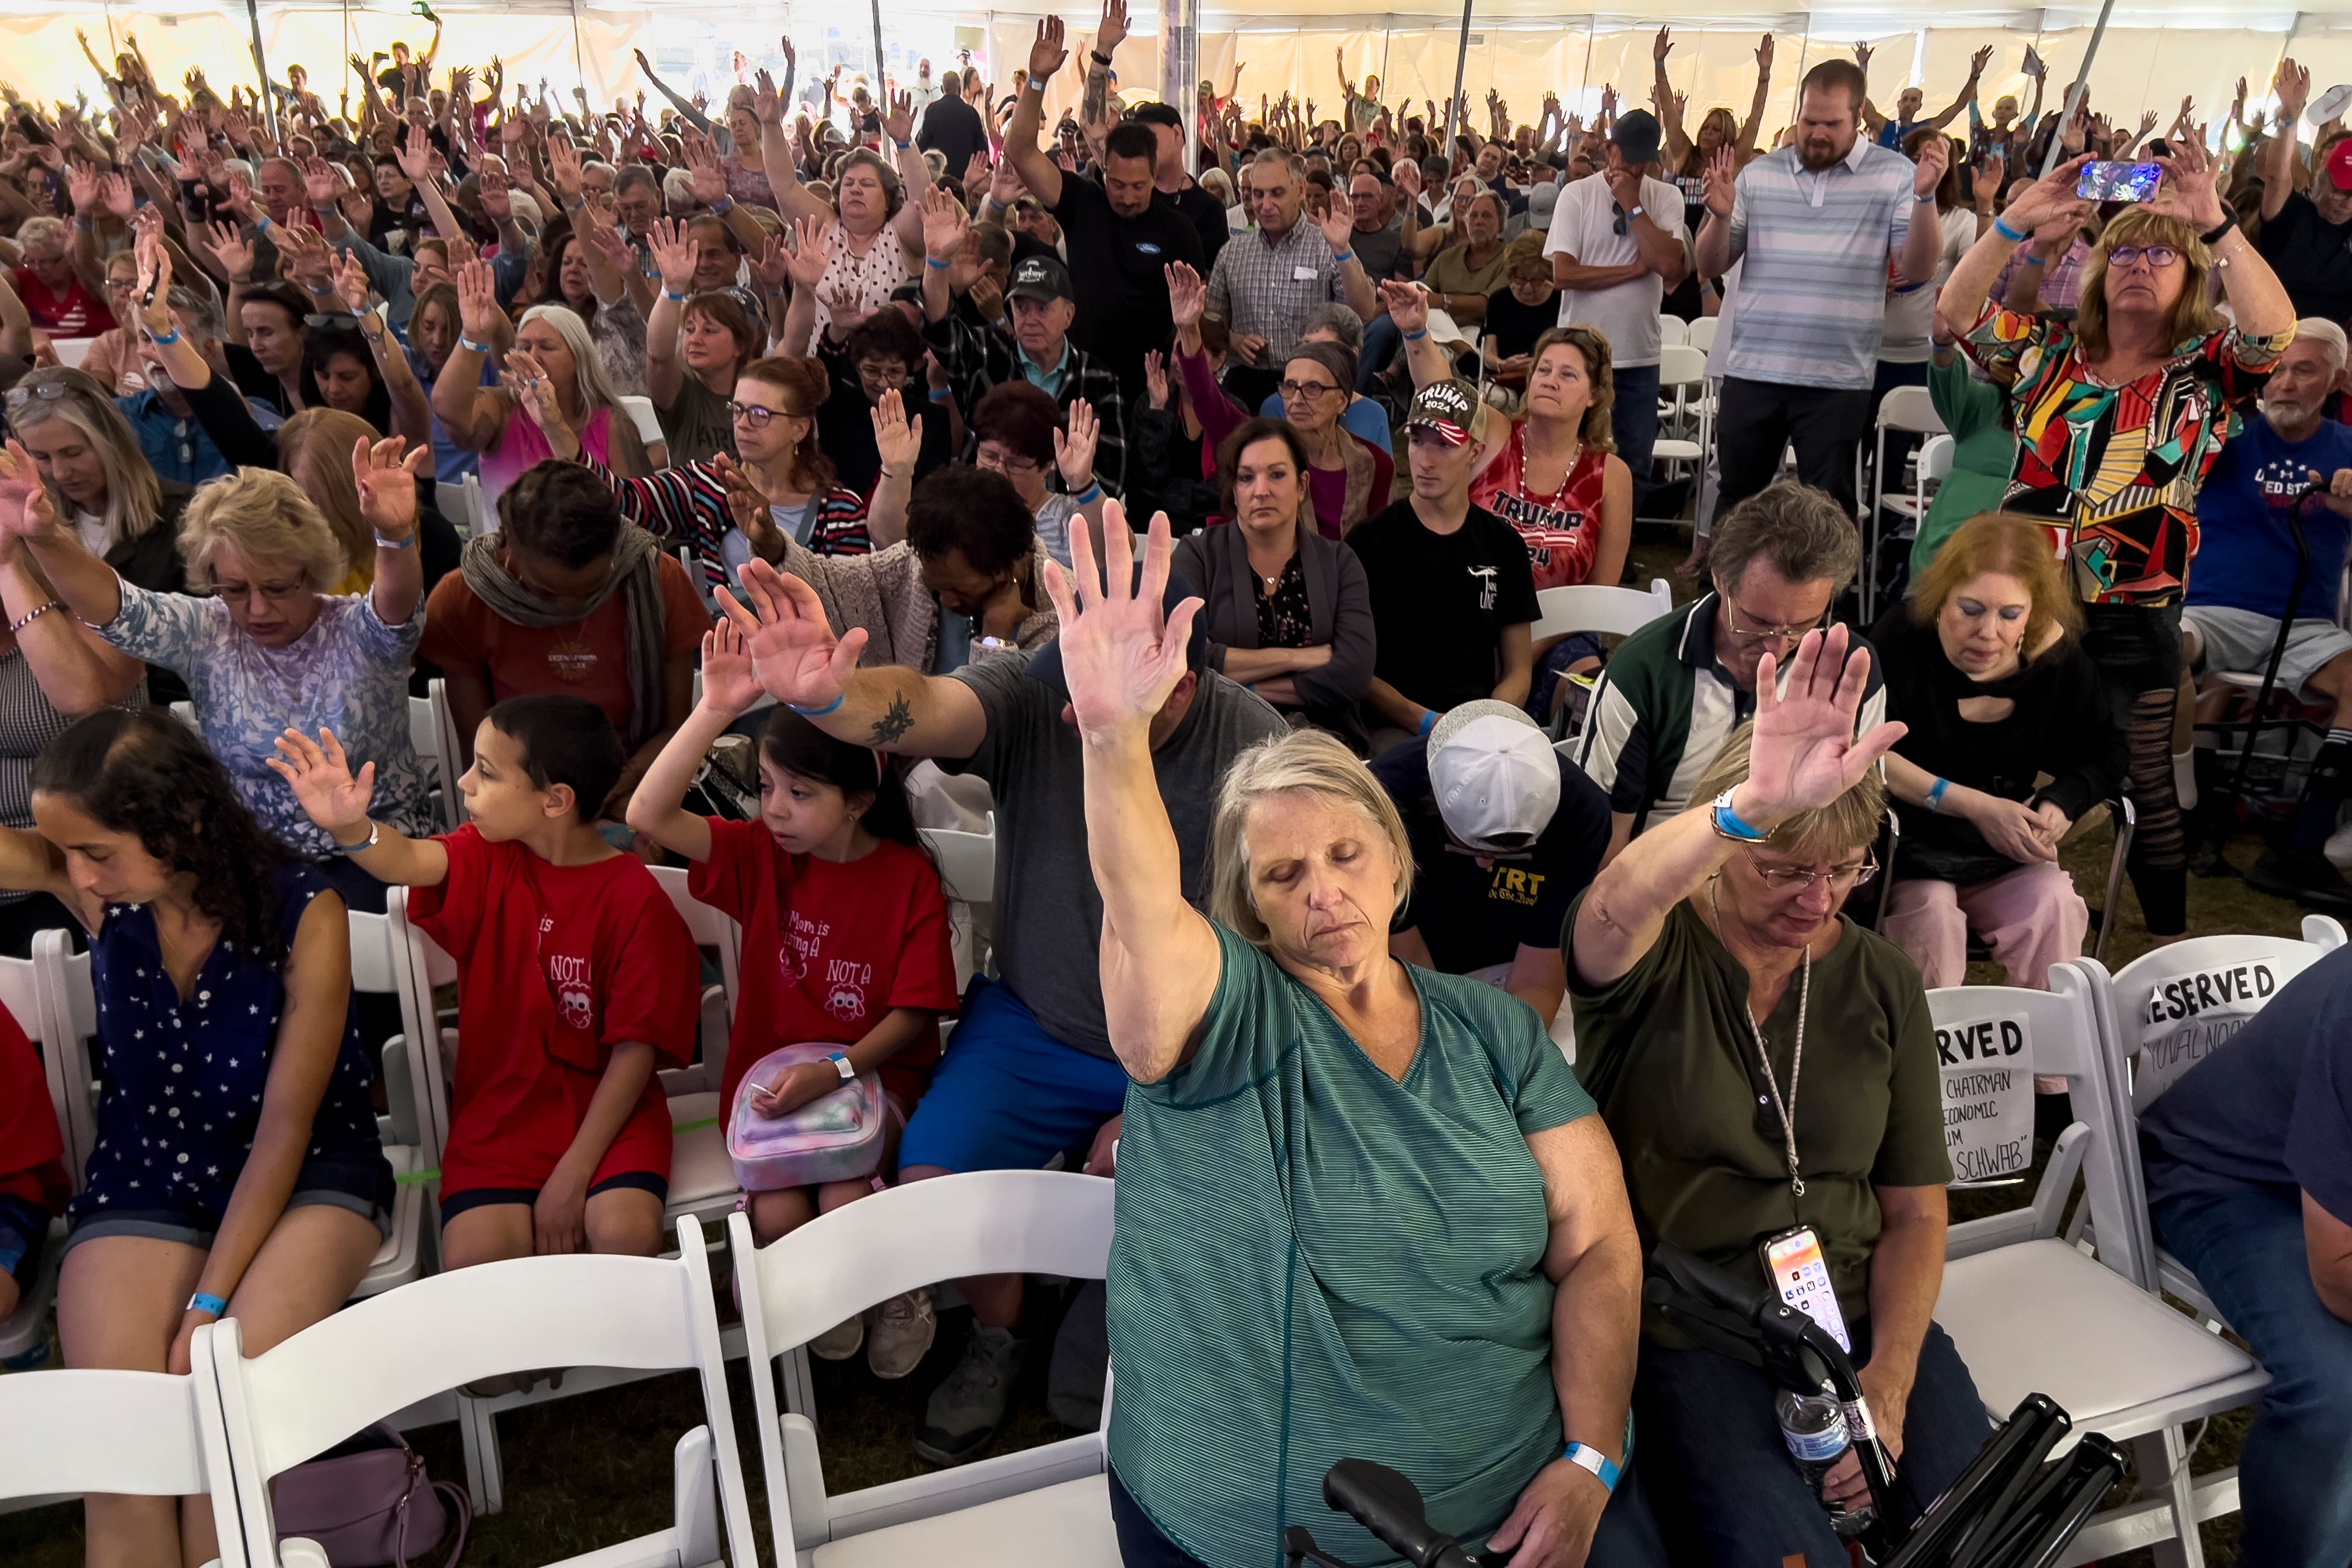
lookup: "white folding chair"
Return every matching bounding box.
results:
[346,907,432,1300]
[1531,580,1676,743]
[1857,386,1948,621]
[1931,963,2269,1568]
[617,394,666,451]
[1685,315,1718,355]
[50,337,93,368]
[922,815,997,986]
[433,481,471,534]
[646,864,746,1230]
[406,695,457,834]
[427,680,470,825]
[1654,313,1688,348]
[0,939,76,1366]
[198,1217,755,1568]
[0,1363,243,1558]
[733,1171,1118,1567]
[1647,345,1709,515]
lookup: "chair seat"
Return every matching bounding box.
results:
[1652,440,1703,461]
[1936,1240,2267,1442]
[810,1474,1116,1568]
[667,1092,741,1219]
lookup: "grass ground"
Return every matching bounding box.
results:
[0,528,2309,1566]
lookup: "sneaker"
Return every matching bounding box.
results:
[867,1287,939,1381]
[913,1323,1028,1466]
[2243,844,2352,912]
[810,1313,866,1362]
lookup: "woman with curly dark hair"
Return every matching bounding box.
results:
[6,706,389,1568]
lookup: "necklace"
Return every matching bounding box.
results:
[1521,424,1582,510]
[1709,876,1810,1198]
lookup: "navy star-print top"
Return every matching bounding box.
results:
[69,862,388,1226]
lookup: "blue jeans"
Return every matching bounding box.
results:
[1611,362,1661,519]
[1358,313,1403,391]
[2154,1182,2352,1567]
[1620,1321,1987,1567]
[897,977,1130,1174]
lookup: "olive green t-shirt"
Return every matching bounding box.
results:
[1563,897,1950,1334]
[1107,924,1597,1568]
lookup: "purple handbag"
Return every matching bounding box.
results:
[272,1423,470,1568]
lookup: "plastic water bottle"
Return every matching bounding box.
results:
[1776,1390,1874,1536]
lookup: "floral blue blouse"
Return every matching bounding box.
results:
[100,580,433,858]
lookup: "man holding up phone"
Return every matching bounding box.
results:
[2261,60,2352,324]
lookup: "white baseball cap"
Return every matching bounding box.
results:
[1426,700,1560,853]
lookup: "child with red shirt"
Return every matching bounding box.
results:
[0,998,71,1325]
[627,618,958,1379]
[273,695,698,1275]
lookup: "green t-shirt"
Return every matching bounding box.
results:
[1563,897,1950,1334]
[1910,353,2020,580]
[1108,924,1597,1568]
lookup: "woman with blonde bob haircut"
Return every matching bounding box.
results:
[1873,512,2124,992]
[4,368,185,598]
[0,450,442,907]
[1567,626,1986,1560]
[1054,516,1643,1568]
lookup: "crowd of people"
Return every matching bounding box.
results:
[1,12,2351,1568]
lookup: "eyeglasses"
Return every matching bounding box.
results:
[975,446,1041,475]
[1719,595,1828,649]
[1280,379,1341,400]
[1743,848,1880,893]
[214,577,313,607]
[304,312,365,332]
[726,400,797,428]
[2105,244,2182,271]
[3,380,74,410]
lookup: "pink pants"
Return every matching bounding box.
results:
[1881,861,2088,993]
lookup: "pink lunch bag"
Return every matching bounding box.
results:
[727,1042,887,1191]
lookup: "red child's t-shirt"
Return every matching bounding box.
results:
[688,819,960,1121]
[409,825,698,1197]
[0,999,70,1215]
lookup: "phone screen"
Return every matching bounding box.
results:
[1763,1227,1853,1352]
[2076,161,2162,203]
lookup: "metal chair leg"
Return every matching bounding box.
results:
[2097,796,2137,967]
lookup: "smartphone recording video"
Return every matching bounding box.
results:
[2076,161,2162,203]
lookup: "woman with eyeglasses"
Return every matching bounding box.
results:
[1873,513,2124,992]
[1940,142,2295,947]
[523,354,899,601]
[965,381,1107,570]
[1167,261,1393,536]
[78,251,150,397]
[1567,632,1986,1562]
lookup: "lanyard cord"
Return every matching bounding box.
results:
[1710,876,1809,1199]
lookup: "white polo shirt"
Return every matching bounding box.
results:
[1542,170,1688,370]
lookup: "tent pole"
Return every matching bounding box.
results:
[2041,0,2116,176]
[244,0,280,140]
[870,0,888,100]
[1443,0,1472,166]
[1160,0,1200,175]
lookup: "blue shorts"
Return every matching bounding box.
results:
[898,978,1130,1174]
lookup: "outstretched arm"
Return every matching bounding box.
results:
[269,727,451,888]
[1006,19,1068,210]
[625,619,764,864]
[1924,48,1992,134]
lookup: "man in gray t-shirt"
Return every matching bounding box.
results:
[730,553,1284,1465]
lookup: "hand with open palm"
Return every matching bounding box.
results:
[696,618,764,718]
[1741,623,1906,825]
[0,439,59,544]
[268,727,377,842]
[719,560,867,710]
[1037,501,1199,744]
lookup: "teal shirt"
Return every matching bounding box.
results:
[1108,925,1597,1568]
[1017,338,1074,399]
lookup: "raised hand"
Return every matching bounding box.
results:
[1142,348,1169,411]
[718,559,867,710]
[1911,134,1949,199]
[646,216,697,293]
[697,617,764,716]
[1997,153,2091,238]
[1756,33,1775,73]
[332,249,374,317]
[2151,131,2225,229]
[681,137,727,206]
[501,346,568,436]
[1378,278,1429,335]
[1036,501,1198,743]
[1312,187,1353,253]
[782,214,835,291]
[65,158,100,215]
[352,435,427,541]
[871,388,920,472]
[267,727,377,837]
[1972,153,2006,206]
[396,122,435,182]
[1744,624,1906,822]
[454,257,505,344]
[0,439,58,541]
[1853,41,1874,73]
[1096,0,1130,59]
[1028,16,1069,83]
[1703,144,1738,219]
[1653,26,1672,62]
[2274,58,2309,124]
[99,172,134,220]
[1164,260,1205,330]
[1054,398,1098,489]
[750,67,782,128]
[883,89,915,146]
[917,181,966,260]
[205,218,254,282]
[1969,45,1994,79]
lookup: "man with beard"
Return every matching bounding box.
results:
[2186,319,2352,909]
[1695,57,1947,521]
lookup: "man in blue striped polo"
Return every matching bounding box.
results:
[1693,58,1950,522]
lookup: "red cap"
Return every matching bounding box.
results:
[2329,138,2352,193]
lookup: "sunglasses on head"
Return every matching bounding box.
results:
[4,378,75,409]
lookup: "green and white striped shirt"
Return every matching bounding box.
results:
[1107,925,1596,1567]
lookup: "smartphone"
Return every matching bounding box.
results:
[2076,161,2162,203]
[1762,1226,1853,1352]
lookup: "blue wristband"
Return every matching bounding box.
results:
[663,289,690,302]
[1915,191,1936,204]
[1331,249,1354,264]
[928,385,953,401]
[789,692,846,718]
[1072,480,1102,505]
[460,335,494,355]
[374,531,417,551]
[1992,214,2028,244]
[925,254,952,269]
[149,326,181,346]
[1709,788,1771,844]
[1416,709,1438,738]
[187,1292,229,1318]
[1403,327,1428,341]
[2020,251,2048,267]
[1927,777,1952,813]
[710,195,735,215]
[1563,1442,1621,1494]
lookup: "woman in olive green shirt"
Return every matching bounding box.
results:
[1566,625,1984,1563]
[1056,515,1643,1568]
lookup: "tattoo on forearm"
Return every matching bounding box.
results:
[1083,66,1108,128]
[870,694,915,746]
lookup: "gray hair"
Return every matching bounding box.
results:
[1250,146,1307,182]
[517,303,625,416]
[1709,481,1860,598]
[1300,302,1364,351]
[165,285,222,342]
[2297,317,2348,374]
[1209,729,1414,950]
[662,167,699,215]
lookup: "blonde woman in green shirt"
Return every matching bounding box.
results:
[1054,509,1644,1568]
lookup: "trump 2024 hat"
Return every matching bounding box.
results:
[1406,378,1490,448]
[1426,701,1561,854]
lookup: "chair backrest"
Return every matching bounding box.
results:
[433,481,473,534]
[0,1365,235,1545]
[51,337,93,368]
[1655,314,1689,347]
[427,680,471,824]
[1656,344,1707,389]
[617,394,666,449]
[1686,316,1718,354]
[202,1217,753,1568]
[1876,384,1945,435]
[920,817,996,908]
[407,696,456,834]
[648,864,744,1083]
[36,928,101,1184]
[1917,433,1956,486]
[168,700,200,731]
[387,885,458,1168]
[1528,578,1676,644]
[2095,919,2342,1114]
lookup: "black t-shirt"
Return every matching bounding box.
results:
[1483,287,1559,360]
[814,340,955,495]
[916,96,991,183]
[2256,192,2352,325]
[1371,740,1609,972]
[1166,180,1230,270]
[1050,174,1205,387]
[1346,499,1541,712]
[227,344,290,416]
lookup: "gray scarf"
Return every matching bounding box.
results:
[459,527,667,747]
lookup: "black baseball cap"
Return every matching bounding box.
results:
[1023,558,1209,699]
[1612,109,1663,167]
[1006,253,1076,304]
